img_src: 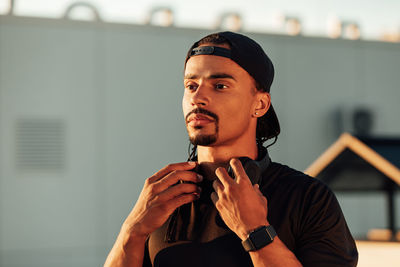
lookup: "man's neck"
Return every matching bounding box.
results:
[196,141,258,180]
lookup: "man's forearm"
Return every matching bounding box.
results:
[104,226,147,267]
[249,236,302,267]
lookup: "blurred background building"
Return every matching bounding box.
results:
[0,0,400,266]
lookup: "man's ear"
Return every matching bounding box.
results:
[253,92,271,117]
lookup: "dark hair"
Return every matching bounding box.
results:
[186,33,279,152]
[196,33,229,47]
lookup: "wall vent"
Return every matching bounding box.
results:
[16,119,65,171]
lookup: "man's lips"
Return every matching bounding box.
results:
[187,114,215,126]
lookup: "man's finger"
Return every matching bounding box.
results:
[168,193,199,211]
[210,191,219,205]
[230,158,249,184]
[157,182,200,202]
[212,179,224,194]
[215,167,234,189]
[253,184,268,206]
[148,161,197,183]
[156,170,202,192]
[254,184,263,197]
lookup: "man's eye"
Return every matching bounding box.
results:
[186,84,197,90]
[215,84,227,90]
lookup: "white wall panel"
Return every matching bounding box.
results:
[0,17,102,266]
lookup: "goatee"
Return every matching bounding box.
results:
[189,132,217,146]
[185,107,219,146]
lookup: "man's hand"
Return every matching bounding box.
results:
[104,162,202,267]
[210,158,269,240]
[123,161,202,239]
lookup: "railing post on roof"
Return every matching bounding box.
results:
[7,0,15,15]
[341,21,361,40]
[63,1,102,22]
[386,179,397,241]
[144,7,174,27]
[215,12,243,32]
[284,16,302,36]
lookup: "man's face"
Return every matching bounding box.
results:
[182,44,260,147]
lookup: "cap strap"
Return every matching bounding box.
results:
[189,46,231,59]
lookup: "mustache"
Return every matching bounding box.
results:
[185,108,219,122]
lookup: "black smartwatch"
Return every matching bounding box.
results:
[241,225,277,252]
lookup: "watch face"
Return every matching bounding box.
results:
[250,226,274,249]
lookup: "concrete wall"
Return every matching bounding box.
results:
[0,15,399,266]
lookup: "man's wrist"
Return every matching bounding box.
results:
[120,224,148,246]
[241,224,277,252]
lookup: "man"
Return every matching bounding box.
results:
[105,31,358,267]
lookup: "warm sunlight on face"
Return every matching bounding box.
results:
[182,52,259,148]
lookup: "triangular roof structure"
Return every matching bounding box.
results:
[305,132,400,186]
[305,132,400,241]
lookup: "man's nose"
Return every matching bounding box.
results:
[191,85,209,106]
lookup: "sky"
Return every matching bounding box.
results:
[1,0,399,40]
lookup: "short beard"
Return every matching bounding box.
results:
[185,107,219,146]
[189,133,217,146]
[188,125,218,146]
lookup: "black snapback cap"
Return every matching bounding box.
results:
[185,31,280,141]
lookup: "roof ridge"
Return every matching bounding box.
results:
[304,132,400,186]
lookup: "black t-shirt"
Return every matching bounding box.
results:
[143,162,358,267]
